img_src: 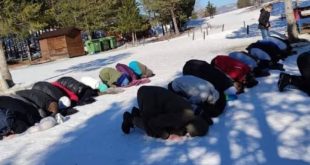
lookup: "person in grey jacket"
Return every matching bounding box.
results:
[168,75,226,119]
[229,51,270,77]
[168,75,219,105]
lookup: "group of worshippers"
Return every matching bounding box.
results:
[121,35,308,140]
[0,61,154,140]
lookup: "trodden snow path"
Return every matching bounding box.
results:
[1,3,310,165]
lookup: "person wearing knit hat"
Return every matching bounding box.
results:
[58,96,71,109]
[121,86,210,139]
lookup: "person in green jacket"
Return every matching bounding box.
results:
[99,67,129,87]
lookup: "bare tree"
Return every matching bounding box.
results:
[284,0,299,42]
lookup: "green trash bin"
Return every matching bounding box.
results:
[99,38,110,51]
[105,36,117,49]
[85,39,102,54]
[92,39,102,52]
[85,40,95,54]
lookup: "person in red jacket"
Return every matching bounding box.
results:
[211,55,258,88]
[52,82,79,105]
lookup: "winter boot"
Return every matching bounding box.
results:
[131,107,140,117]
[278,73,291,92]
[121,112,134,134]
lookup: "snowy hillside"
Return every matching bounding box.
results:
[1,1,310,165]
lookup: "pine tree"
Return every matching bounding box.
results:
[116,0,148,44]
[237,0,253,8]
[206,1,216,18]
[52,0,119,39]
[0,0,49,91]
[143,0,181,35]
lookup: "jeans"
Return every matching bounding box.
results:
[260,28,270,39]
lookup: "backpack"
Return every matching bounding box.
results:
[116,63,137,81]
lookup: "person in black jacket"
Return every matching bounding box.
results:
[57,77,97,105]
[278,52,310,95]
[258,4,273,39]
[121,86,210,140]
[32,82,65,101]
[0,96,41,139]
[32,81,71,109]
[246,42,285,71]
[16,89,59,117]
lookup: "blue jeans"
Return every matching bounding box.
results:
[260,29,270,39]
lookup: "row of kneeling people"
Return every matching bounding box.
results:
[0,61,154,140]
[121,35,296,140]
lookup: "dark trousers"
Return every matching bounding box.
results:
[291,53,310,95]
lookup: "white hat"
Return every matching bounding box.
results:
[58,96,71,109]
[80,76,100,90]
[39,117,57,131]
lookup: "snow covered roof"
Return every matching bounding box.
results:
[39,27,81,40]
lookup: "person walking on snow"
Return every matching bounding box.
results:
[258,3,273,39]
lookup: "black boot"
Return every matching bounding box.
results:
[131,107,140,117]
[121,112,134,134]
[278,73,291,92]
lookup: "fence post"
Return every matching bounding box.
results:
[222,24,225,32]
[206,27,209,35]
[203,31,206,40]
[188,30,190,37]
[192,31,195,40]
[243,21,246,28]
[143,37,145,46]
[247,25,250,35]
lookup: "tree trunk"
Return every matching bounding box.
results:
[26,40,32,63]
[170,8,180,35]
[0,72,9,91]
[132,32,135,45]
[134,32,138,45]
[161,24,166,36]
[284,0,299,42]
[0,40,12,90]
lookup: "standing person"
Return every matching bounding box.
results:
[258,3,273,39]
[278,52,310,95]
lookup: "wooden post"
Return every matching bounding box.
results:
[222,24,225,32]
[143,37,145,46]
[192,31,195,40]
[244,21,246,28]
[188,30,190,37]
[200,26,202,33]
[203,32,206,40]
[206,27,209,35]
[247,25,250,35]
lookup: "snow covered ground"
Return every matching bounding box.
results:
[1,2,310,165]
